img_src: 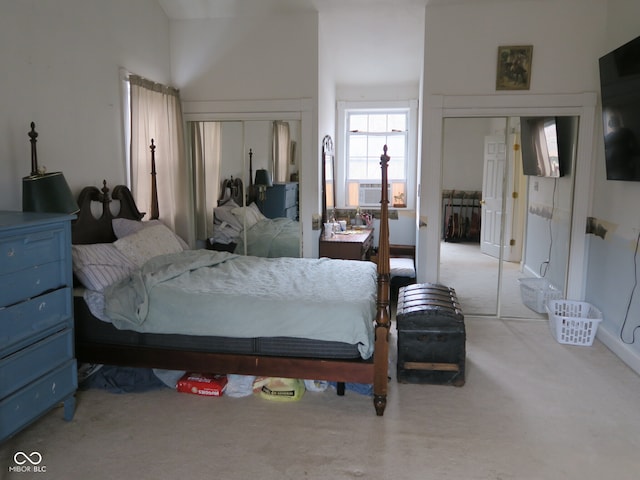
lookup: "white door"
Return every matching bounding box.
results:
[481,136,506,259]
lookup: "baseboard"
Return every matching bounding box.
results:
[596,325,640,377]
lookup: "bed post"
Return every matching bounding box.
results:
[150,139,159,220]
[374,145,391,416]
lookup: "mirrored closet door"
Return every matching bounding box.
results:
[187,119,302,257]
[439,116,578,318]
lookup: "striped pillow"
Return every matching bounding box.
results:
[72,243,136,292]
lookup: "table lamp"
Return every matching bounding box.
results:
[22,123,79,214]
[254,169,273,202]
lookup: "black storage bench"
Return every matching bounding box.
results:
[396,283,466,386]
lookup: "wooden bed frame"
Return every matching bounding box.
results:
[71,142,391,415]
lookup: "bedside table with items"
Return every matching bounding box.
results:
[319,228,374,261]
[0,211,77,442]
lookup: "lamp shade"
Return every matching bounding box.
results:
[254,169,273,187]
[23,172,79,214]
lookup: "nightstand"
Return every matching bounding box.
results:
[319,228,374,261]
[0,211,77,441]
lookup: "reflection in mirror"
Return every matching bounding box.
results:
[189,119,302,258]
[189,121,222,245]
[439,117,505,317]
[439,116,578,318]
[321,134,335,226]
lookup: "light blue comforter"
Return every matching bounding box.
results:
[104,250,377,358]
[234,218,301,258]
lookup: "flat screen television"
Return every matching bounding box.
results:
[599,35,640,181]
[520,116,562,177]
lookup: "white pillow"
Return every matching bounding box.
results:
[113,223,185,267]
[231,203,267,229]
[213,202,243,231]
[112,218,189,250]
[72,243,136,291]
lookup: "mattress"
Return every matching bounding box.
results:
[74,297,363,360]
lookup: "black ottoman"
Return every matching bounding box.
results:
[396,283,466,386]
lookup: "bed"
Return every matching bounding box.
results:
[210,177,301,258]
[71,143,391,416]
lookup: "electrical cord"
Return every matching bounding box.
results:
[620,229,640,344]
[539,178,558,277]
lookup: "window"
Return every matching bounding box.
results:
[338,101,417,209]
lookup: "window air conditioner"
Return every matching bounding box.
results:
[358,183,390,207]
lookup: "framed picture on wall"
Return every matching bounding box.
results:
[496,45,533,90]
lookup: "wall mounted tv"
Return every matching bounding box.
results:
[599,35,640,181]
[520,116,562,177]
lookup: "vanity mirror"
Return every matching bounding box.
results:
[321,134,335,227]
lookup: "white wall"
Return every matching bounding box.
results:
[423,0,604,95]
[318,11,337,228]
[419,0,640,373]
[320,5,424,96]
[170,14,318,101]
[319,5,425,246]
[585,0,640,372]
[420,0,606,278]
[169,13,318,255]
[0,0,171,211]
[441,118,490,191]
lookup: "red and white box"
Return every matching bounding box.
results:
[177,373,228,397]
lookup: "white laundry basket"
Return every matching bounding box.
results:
[546,300,603,346]
[519,278,562,314]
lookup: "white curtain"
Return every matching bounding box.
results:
[129,75,191,244]
[191,122,221,241]
[273,121,290,183]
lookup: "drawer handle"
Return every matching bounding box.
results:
[7,248,15,257]
[38,301,47,311]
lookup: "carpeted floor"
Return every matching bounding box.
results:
[439,241,548,319]
[2,316,639,480]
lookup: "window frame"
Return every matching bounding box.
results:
[337,100,418,210]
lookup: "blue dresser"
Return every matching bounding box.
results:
[0,211,77,441]
[261,182,298,220]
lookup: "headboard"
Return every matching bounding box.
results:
[72,140,161,244]
[218,177,244,206]
[71,181,144,245]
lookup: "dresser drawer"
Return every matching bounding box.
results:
[361,233,374,260]
[0,260,68,306]
[283,183,298,208]
[319,229,374,261]
[0,360,77,440]
[0,288,72,357]
[284,206,298,220]
[0,224,67,275]
[0,329,74,400]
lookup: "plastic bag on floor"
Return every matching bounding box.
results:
[254,377,305,402]
[304,379,329,392]
[225,374,256,398]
